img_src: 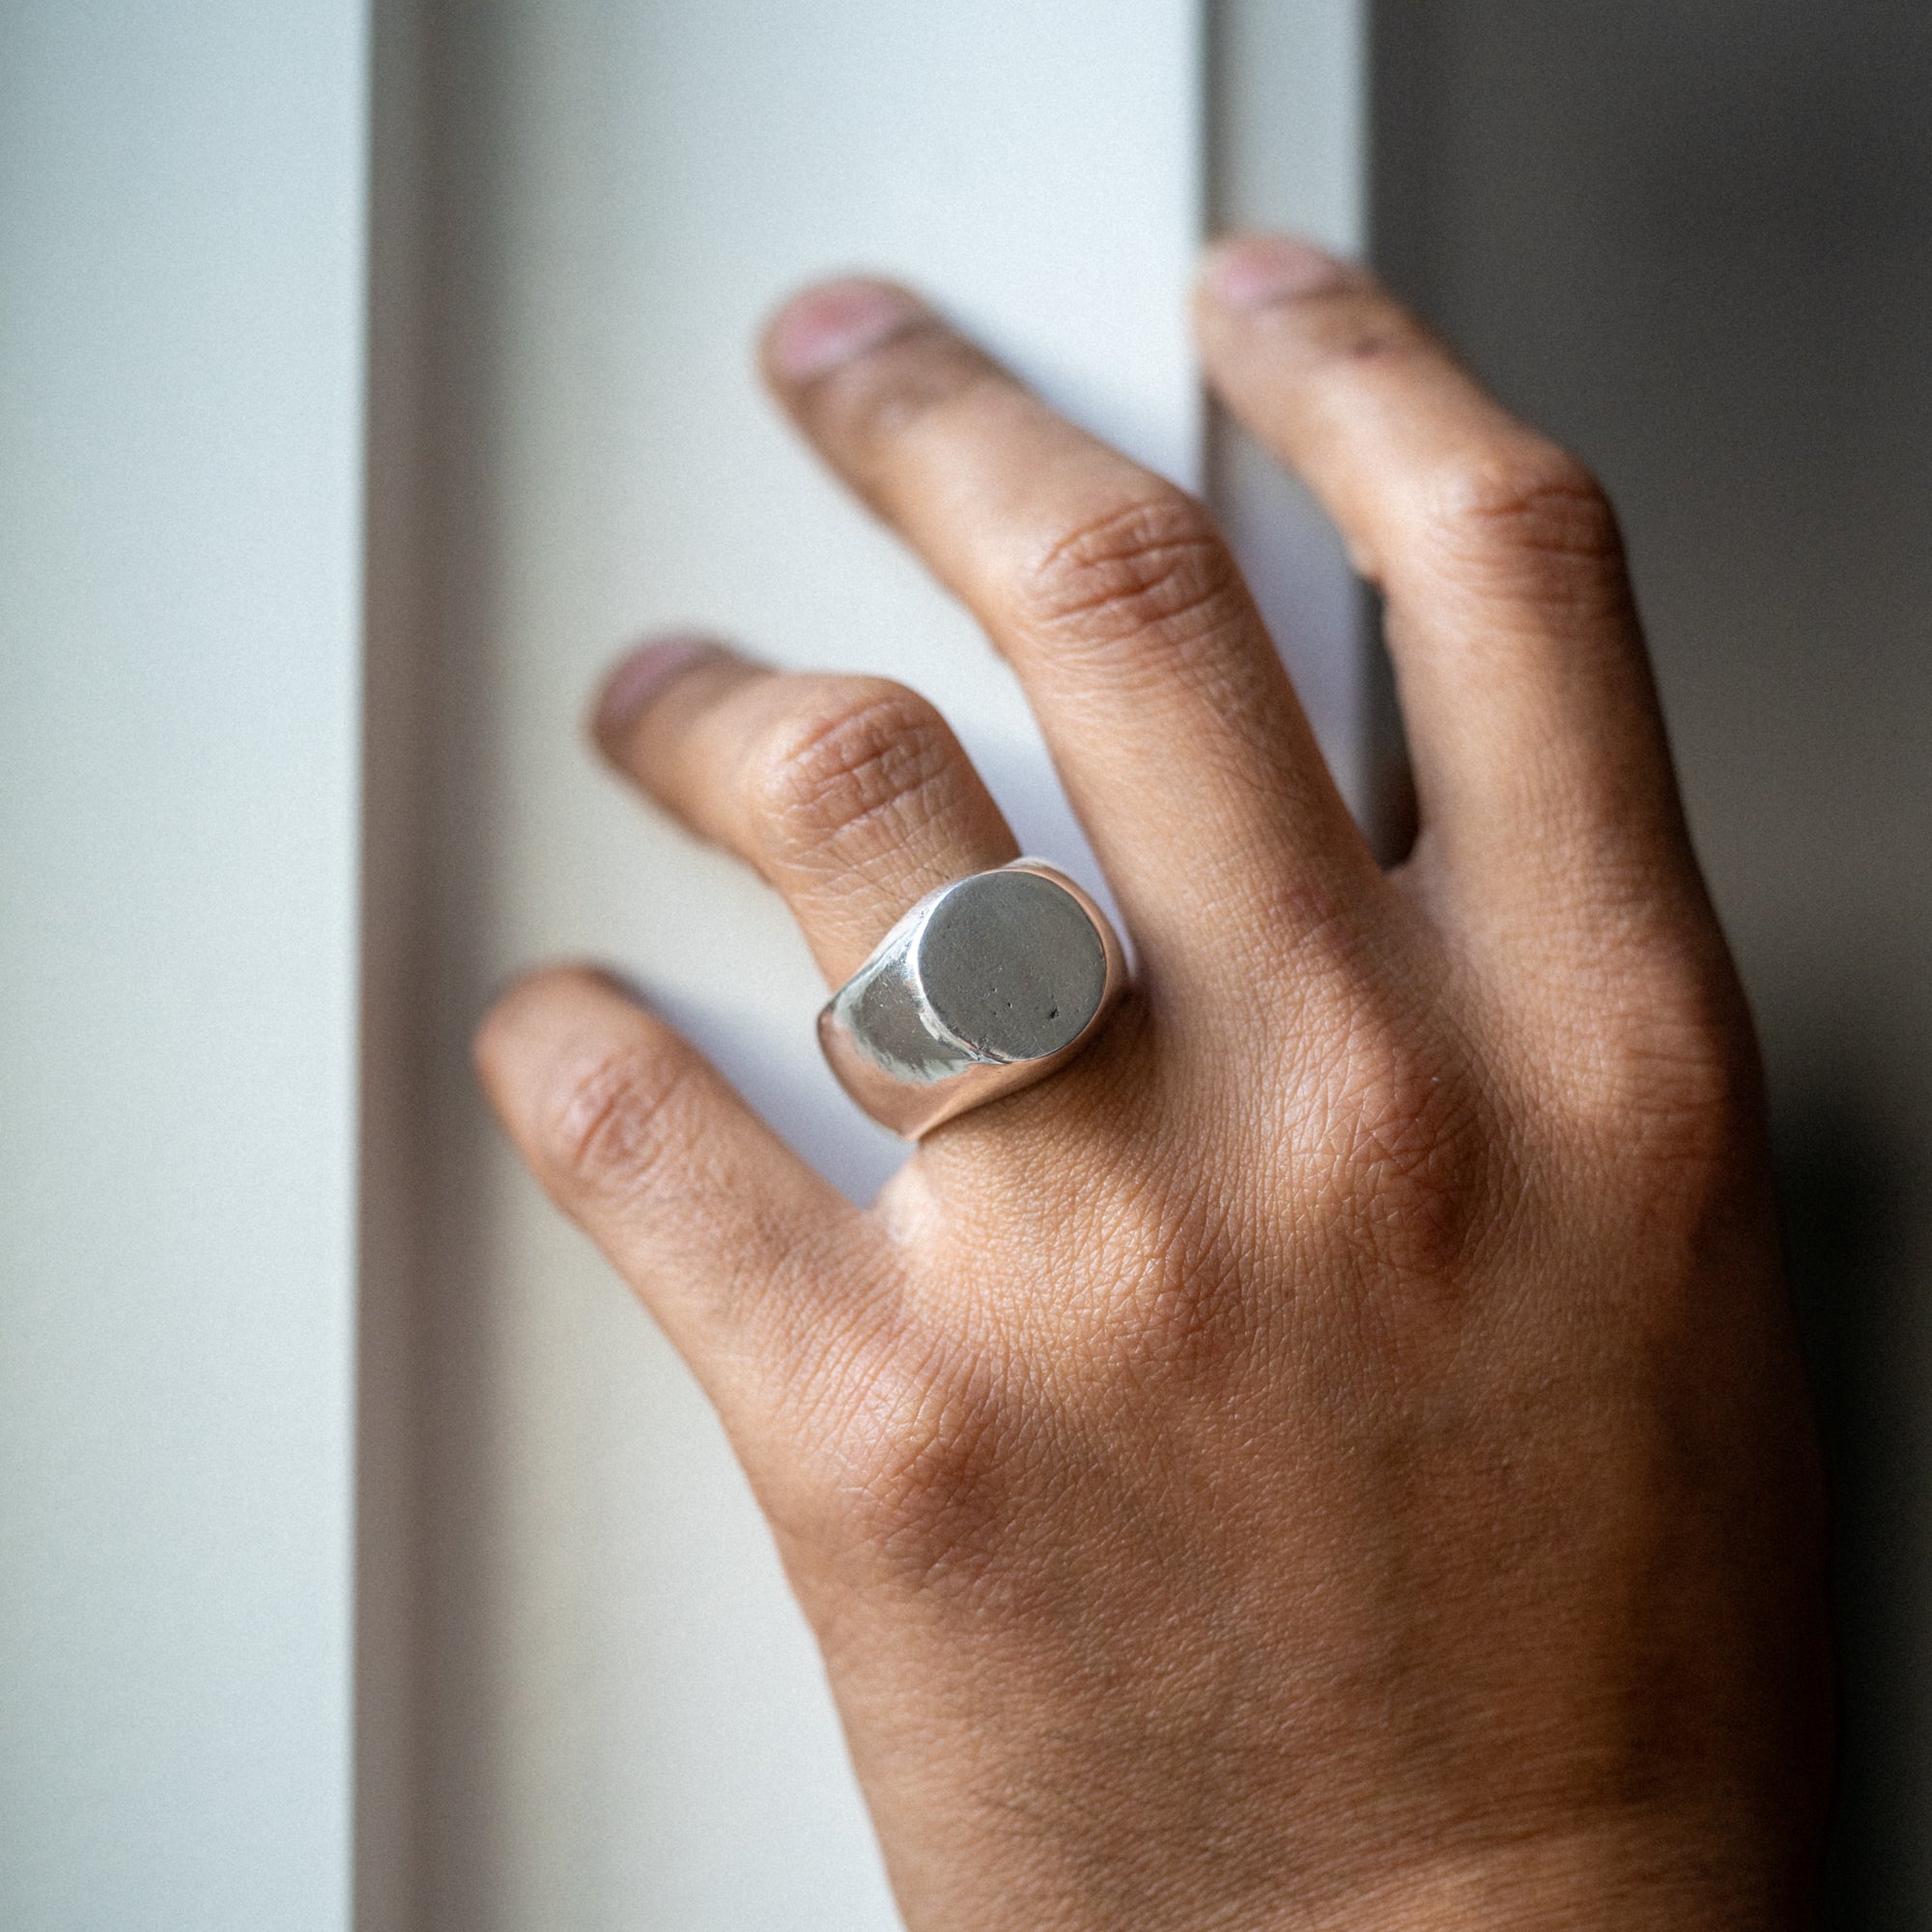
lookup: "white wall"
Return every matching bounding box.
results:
[406,8,1205,1926]
[0,3,368,1926]
[397,2,1367,1919]
[0,4,1365,1925]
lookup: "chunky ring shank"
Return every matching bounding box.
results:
[817,859,1128,1139]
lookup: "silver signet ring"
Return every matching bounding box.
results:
[817,859,1129,1139]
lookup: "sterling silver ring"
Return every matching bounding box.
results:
[817,859,1129,1139]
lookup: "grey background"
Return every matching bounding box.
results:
[1372,3,1932,1919]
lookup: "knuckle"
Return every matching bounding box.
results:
[1565,1044,1756,1277]
[1015,488,1246,660]
[835,1339,1026,1605]
[1569,985,1749,1173]
[1303,1023,1495,1287]
[1430,440,1609,542]
[541,1042,697,1197]
[747,681,962,871]
[1416,440,1626,606]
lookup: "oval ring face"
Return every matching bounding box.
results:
[916,868,1108,1064]
[817,859,1129,1139]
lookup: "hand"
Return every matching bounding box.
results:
[474,236,1830,1931]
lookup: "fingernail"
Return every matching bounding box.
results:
[766,278,925,383]
[1202,235,1350,310]
[592,634,723,750]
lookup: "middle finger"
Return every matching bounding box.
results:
[761,279,1380,995]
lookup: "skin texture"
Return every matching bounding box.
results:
[473,237,1831,1931]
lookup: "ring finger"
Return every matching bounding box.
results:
[592,634,1018,987]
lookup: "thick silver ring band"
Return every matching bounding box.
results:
[817,859,1128,1139]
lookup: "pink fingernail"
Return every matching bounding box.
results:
[765,279,925,383]
[1202,235,1350,310]
[592,634,722,748]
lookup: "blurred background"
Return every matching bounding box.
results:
[1374,4,1932,1920]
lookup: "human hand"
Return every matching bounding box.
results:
[474,236,1830,1931]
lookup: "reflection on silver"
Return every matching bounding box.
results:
[817,859,1128,1139]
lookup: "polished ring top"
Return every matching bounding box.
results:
[817,859,1128,1139]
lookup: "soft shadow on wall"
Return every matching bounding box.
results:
[1372,2,1932,1921]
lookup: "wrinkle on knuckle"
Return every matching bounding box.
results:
[1302,1022,1494,1289]
[1569,1003,1747,1179]
[748,684,960,872]
[542,1042,698,1199]
[1414,441,1627,610]
[1550,1039,1756,1300]
[834,1339,1031,1605]
[1015,489,1246,663]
